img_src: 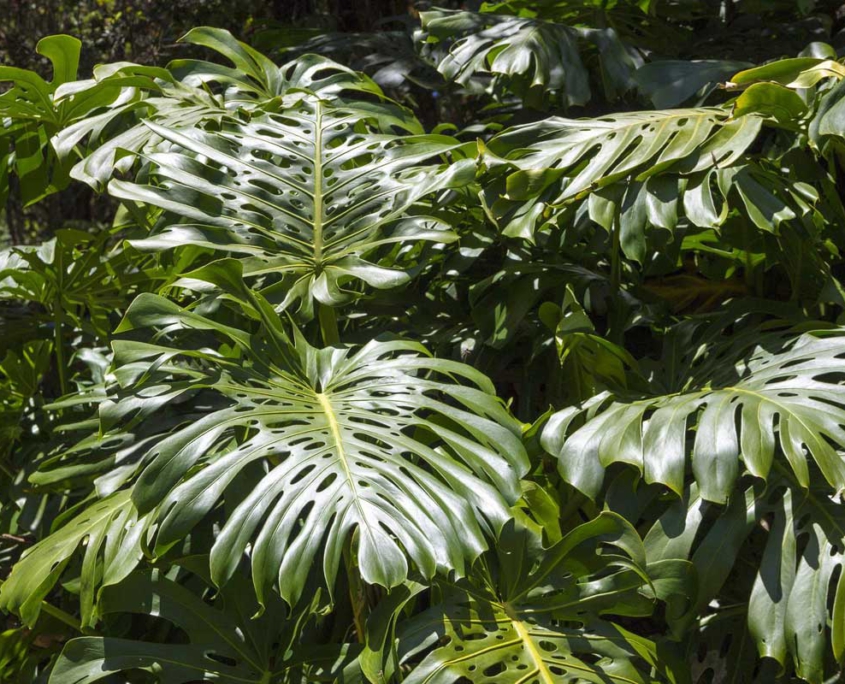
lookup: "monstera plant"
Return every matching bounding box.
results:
[3,3,845,683]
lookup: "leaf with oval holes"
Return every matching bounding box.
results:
[49,565,363,683]
[64,27,416,192]
[398,515,687,684]
[69,292,527,608]
[542,323,845,504]
[111,96,472,317]
[480,108,764,239]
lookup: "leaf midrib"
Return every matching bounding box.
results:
[315,391,379,564]
[313,101,324,266]
[506,610,556,684]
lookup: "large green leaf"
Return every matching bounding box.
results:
[397,516,687,684]
[748,483,845,683]
[635,60,752,108]
[733,82,808,125]
[46,287,527,607]
[730,57,845,87]
[642,481,767,630]
[51,27,410,190]
[276,29,441,95]
[50,563,362,683]
[0,35,149,204]
[542,323,845,503]
[110,97,471,316]
[169,27,396,109]
[480,107,772,242]
[0,490,154,628]
[477,0,688,54]
[0,34,188,206]
[418,9,640,107]
[483,107,752,196]
[639,473,845,684]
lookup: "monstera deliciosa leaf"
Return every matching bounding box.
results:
[747,483,845,683]
[276,29,442,95]
[397,515,686,684]
[418,9,640,108]
[65,28,406,193]
[480,106,819,255]
[481,107,730,207]
[111,96,472,316]
[0,35,165,205]
[542,323,845,504]
[37,283,528,608]
[0,490,155,628]
[638,474,845,684]
[51,564,361,684]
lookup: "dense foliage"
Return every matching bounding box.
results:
[4,2,845,682]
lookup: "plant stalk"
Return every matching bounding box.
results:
[343,538,368,643]
[53,307,69,397]
[318,303,340,346]
[607,217,625,344]
[610,217,622,294]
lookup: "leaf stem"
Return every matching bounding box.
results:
[607,217,624,343]
[342,536,368,644]
[318,304,340,346]
[40,599,84,633]
[610,217,621,294]
[53,305,69,397]
[0,458,15,481]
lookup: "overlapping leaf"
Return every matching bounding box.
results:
[0,35,158,204]
[418,9,640,107]
[67,28,410,192]
[542,323,845,504]
[398,516,686,684]
[50,565,361,683]
[0,490,154,628]
[480,108,770,241]
[478,0,689,54]
[2,11,844,684]
[747,484,845,683]
[639,474,845,684]
[0,26,406,199]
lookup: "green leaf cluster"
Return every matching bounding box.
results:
[3,4,845,683]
